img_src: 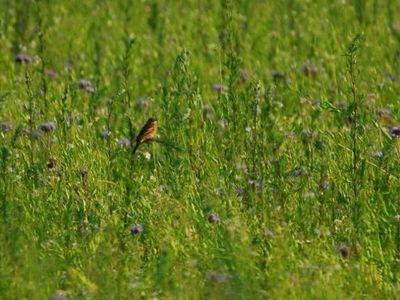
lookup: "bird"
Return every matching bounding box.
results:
[132,117,158,155]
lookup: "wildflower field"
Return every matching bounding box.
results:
[1,1,400,299]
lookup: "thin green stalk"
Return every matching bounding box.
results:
[346,33,364,228]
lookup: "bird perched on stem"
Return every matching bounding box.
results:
[132,117,158,155]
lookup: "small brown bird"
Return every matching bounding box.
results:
[132,117,158,155]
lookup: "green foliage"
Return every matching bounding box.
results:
[0,0,400,299]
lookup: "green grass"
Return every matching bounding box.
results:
[1,0,400,299]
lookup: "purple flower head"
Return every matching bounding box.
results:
[45,69,58,80]
[212,83,226,93]
[100,130,111,139]
[15,53,32,64]
[39,122,56,133]
[118,137,131,147]
[389,126,400,138]
[130,224,144,234]
[78,79,95,93]
[208,212,220,224]
[293,167,304,177]
[78,79,91,89]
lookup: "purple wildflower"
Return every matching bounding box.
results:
[293,167,303,177]
[15,53,32,64]
[212,83,226,93]
[78,79,95,93]
[100,130,111,139]
[45,69,58,80]
[130,224,144,234]
[208,212,220,224]
[389,126,400,138]
[39,122,56,133]
[118,137,131,147]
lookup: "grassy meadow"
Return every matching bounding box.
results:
[1,0,400,299]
